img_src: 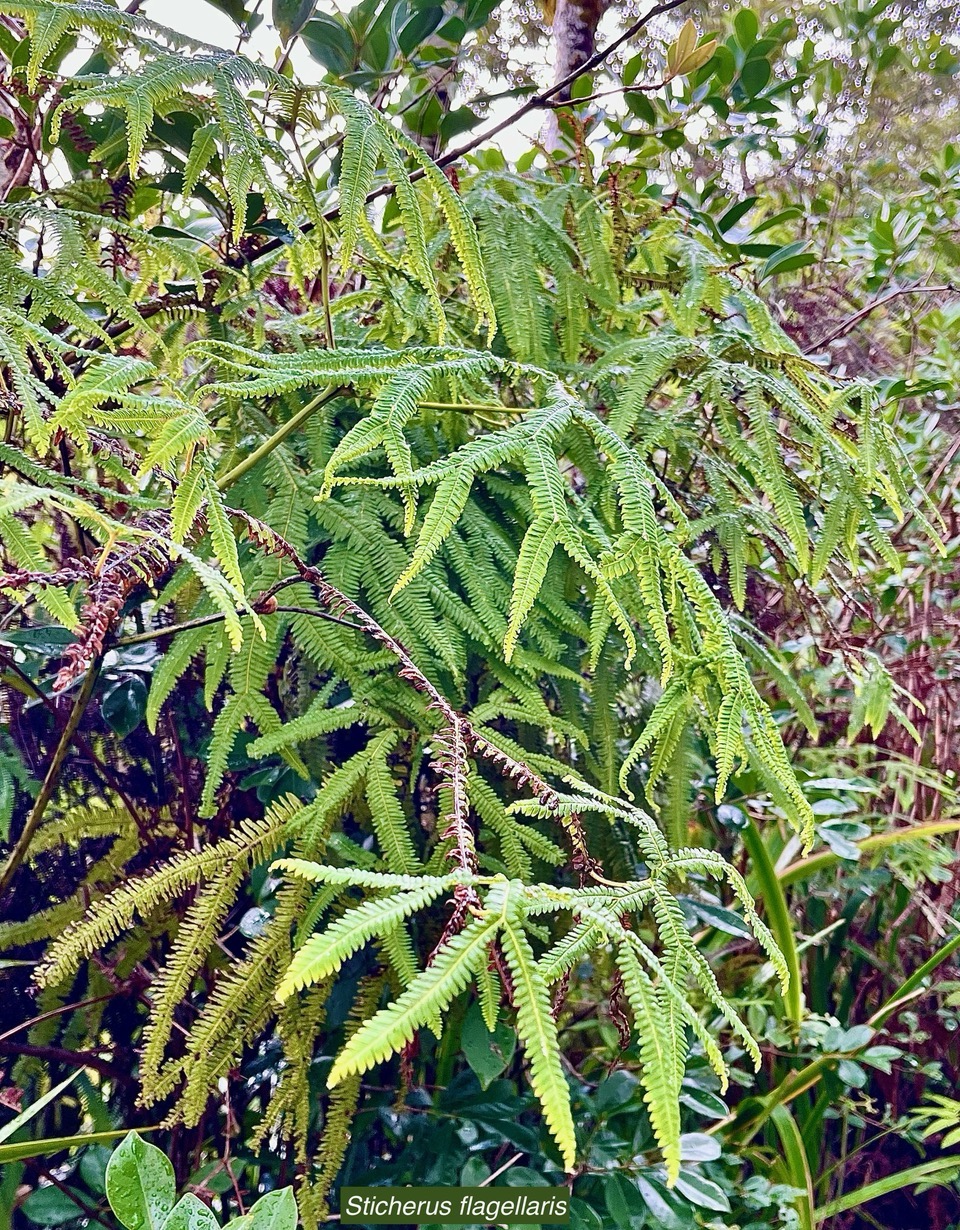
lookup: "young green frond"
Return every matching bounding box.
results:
[277,881,450,1001]
[499,900,577,1171]
[326,899,504,1086]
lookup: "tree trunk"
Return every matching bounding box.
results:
[542,0,610,148]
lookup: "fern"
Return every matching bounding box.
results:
[277,881,449,1000]
[139,863,248,1095]
[38,815,286,987]
[499,891,577,1170]
[616,939,683,1180]
[0,3,944,1195]
[363,732,422,874]
[327,902,504,1086]
[275,785,784,1177]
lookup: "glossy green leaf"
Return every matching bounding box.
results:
[760,242,816,280]
[673,1170,730,1212]
[300,14,354,74]
[161,1194,219,1230]
[460,999,517,1090]
[245,1189,299,1229]
[105,1132,176,1230]
[272,0,313,45]
[21,1185,85,1226]
[100,675,148,738]
[734,9,759,48]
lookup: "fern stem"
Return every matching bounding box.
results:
[113,611,231,647]
[0,659,101,899]
[416,401,522,413]
[111,601,363,648]
[216,385,343,491]
[273,605,364,631]
[318,216,336,350]
[0,1038,130,1084]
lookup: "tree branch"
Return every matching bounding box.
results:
[0,1039,132,1083]
[238,0,690,268]
[0,659,101,898]
[805,283,958,353]
[537,79,668,108]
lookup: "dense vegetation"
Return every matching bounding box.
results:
[1,1,959,1227]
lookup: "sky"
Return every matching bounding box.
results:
[143,0,323,75]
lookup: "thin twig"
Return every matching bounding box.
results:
[538,79,668,108]
[235,0,263,52]
[35,1167,115,1230]
[109,596,364,650]
[0,658,101,898]
[891,431,960,546]
[0,1039,131,1083]
[111,611,234,648]
[237,0,691,267]
[273,605,364,631]
[805,283,958,353]
[479,1151,525,1186]
[0,993,117,1044]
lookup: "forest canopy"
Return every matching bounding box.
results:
[1,1,959,1228]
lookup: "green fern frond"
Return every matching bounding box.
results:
[275,859,458,893]
[326,885,506,1085]
[499,896,577,1171]
[38,815,285,987]
[364,732,421,874]
[277,880,449,1000]
[615,939,683,1183]
[139,862,247,1092]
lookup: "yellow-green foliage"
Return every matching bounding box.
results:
[0,0,942,1197]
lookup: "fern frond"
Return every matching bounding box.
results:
[392,127,495,342]
[504,517,561,662]
[615,939,683,1184]
[139,862,247,1092]
[499,896,577,1171]
[277,880,449,1000]
[326,885,506,1086]
[364,732,421,874]
[173,882,308,1122]
[275,859,458,893]
[391,464,476,595]
[38,815,285,986]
